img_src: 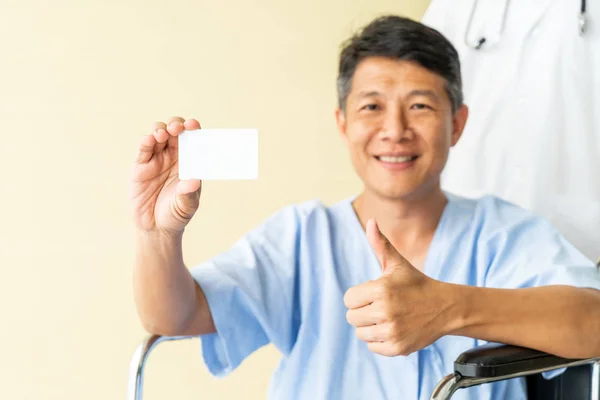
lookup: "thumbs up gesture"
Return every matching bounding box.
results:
[343,219,455,357]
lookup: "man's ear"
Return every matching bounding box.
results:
[450,104,469,147]
[335,107,349,145]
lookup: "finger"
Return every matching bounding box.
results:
[167,133,179,150]
[167,120,185,136]
[151,121,167,132]
[153,127,169,142]
[184,118,201,130]
[136,134,157,163]
[167,118,200,141]
[366,341,399,357]
[355,325,388,342]
[166,116,186,136]
[167,116,185,125]
[366,218,393,267]
[153,128,169,153]
[176,180,201,195]
[366,219,409,273]
[343,280,381,309]
[346,304,383,327]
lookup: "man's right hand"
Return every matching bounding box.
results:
[130,116,202,235]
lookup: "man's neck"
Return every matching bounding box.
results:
[352,187,448,267]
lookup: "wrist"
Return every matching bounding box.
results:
[443,283,475,336]
[136,228,185,260]
[137,228,184,243]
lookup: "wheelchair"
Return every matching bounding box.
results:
[127,334,600,400]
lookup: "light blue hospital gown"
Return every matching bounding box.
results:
[191,193,600,400]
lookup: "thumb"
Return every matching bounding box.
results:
[366,219,409,273]
[175,179,202,215]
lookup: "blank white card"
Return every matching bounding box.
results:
[178,129,258,180]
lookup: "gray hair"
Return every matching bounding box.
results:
[337,15,463,114]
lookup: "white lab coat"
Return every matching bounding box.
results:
[422,0,600,261]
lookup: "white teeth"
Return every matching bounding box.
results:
[378,155,415,163]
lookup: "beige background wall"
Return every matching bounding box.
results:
[0,1,430,398]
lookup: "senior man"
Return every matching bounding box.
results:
[130,15,600,400]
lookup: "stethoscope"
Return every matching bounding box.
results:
[465,0,589,50]
[579,0,588,35]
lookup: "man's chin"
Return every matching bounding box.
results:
[367,184,418,201]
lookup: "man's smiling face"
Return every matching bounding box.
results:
[336,56,468,201]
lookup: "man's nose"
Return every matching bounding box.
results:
[380,108,412,141]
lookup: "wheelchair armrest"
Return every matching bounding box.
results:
[430,344,600,400]
[127,334,199,400]
[454,343,577,378]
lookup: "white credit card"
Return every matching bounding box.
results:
[178,129,258,180]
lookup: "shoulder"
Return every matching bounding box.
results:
[449,196,598,289]
[447,192,546,232]
[443,192,564,256]
[445,193,582,262]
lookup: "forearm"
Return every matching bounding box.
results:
[448,284,600,359]
[133,230,213,336]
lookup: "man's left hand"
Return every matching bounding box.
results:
[343,219,458,357]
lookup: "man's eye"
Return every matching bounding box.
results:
[411,103,432,110]
[362,104,380,111]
